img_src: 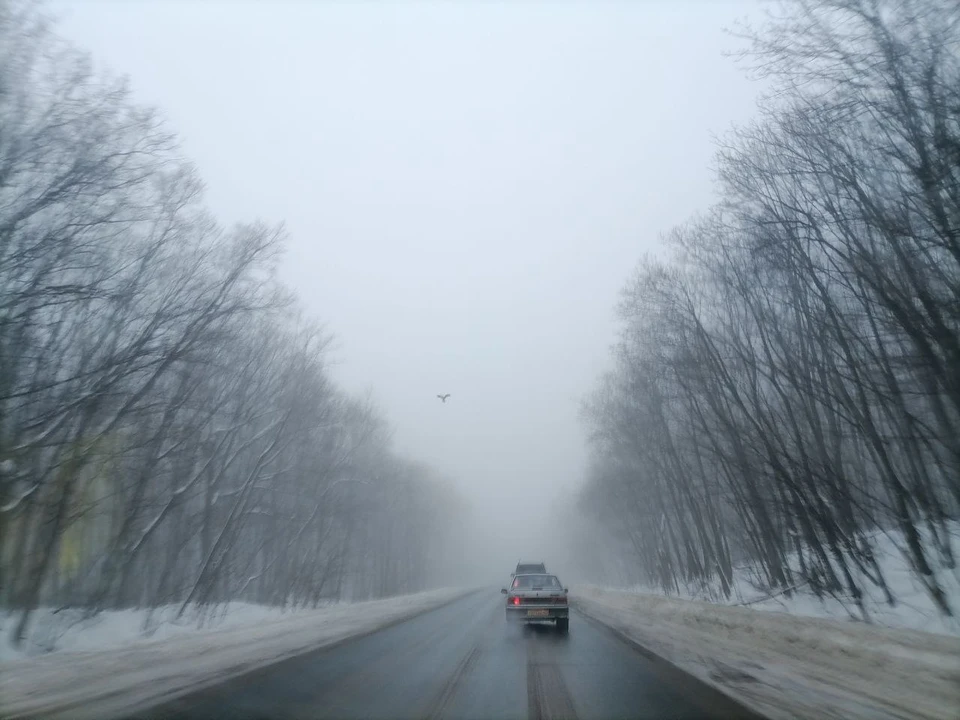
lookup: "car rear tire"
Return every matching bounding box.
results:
[556,618,569,633]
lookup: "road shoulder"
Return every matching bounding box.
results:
[0,587,476,720]
[573,586,960,720]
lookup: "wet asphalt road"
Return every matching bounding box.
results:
[133,590,725,720]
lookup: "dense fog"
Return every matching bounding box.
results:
[2,0,957,651]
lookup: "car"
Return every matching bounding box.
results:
[502,572,569,633]
[512,561,546,576]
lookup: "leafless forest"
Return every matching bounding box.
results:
[571,0,959,619]
[0,1,464,647]
[2,0,958,654]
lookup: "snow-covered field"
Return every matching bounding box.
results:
[0,587,472,720]
[623,523,960,637]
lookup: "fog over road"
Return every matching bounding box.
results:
[130,591,729,720]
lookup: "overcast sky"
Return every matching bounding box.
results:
[52,0,763,578]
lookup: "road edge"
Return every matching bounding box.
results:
[572,600,771,720]
[11,587,483,720]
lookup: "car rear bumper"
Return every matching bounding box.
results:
[505,606,569,622]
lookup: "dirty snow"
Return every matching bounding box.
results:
[573,586,960,720]
[0,587,472,720]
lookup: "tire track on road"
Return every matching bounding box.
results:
[425,645,481,720]
[526,634,578,720]
[422,592,511,720]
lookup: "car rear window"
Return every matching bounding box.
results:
[512,574,560,589]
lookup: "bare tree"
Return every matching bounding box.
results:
[0,1,466,647]
[573,0,958,619]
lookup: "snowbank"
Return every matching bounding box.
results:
[573,586,960,720]
[0,600,335,662]
[0,587,472,720]
[622,522,960,638]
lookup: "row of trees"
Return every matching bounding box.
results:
[576,0,958,619]
[0,1,463,647]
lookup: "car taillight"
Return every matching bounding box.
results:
[511,596,521,605]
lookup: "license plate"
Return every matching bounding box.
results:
[527,609,549,617]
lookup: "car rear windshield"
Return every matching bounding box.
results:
[512,574,560,589]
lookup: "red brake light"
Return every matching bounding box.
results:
[511,596,521,605]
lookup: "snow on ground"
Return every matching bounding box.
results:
[0,600,333,662]
[573,586,960,720]
[572,524,960,719]
[625,522,960,637]
[0,587,472,720]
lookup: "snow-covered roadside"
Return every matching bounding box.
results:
[619,522,960,637]
[0,587,473,720]
[0,601,337,662]
[572,586,960,720]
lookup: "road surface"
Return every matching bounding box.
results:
[131,590,741,720]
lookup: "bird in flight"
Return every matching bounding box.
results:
[437,394,451,403]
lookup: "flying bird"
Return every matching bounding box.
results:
[437,394,451,403]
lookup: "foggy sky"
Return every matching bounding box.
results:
[51,0,762,581]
